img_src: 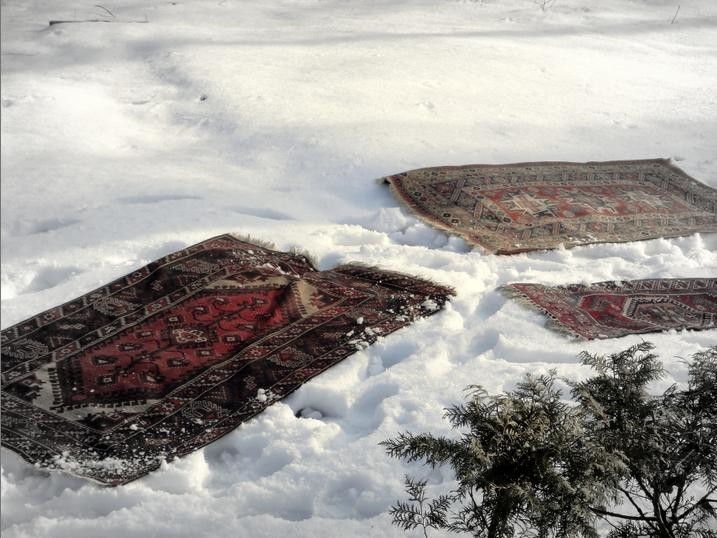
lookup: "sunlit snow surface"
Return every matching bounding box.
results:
[2,1,716,536]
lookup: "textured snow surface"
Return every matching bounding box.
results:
[1,0,716,536]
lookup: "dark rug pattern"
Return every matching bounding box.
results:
[1,234,453,485]
[502,278,716,339]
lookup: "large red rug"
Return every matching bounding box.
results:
[1,235,453,485]
[383,159,717,254]
[502,278,716,339]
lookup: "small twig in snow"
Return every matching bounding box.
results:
[671,5,681,24]
[48,19,148,26]
[535,0,556,12]
[94,5,116,18]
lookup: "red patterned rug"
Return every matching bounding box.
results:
[1,235,453,485]
[502,278,716,339]
[383,159,717,254]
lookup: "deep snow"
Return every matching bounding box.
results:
[1,0,716,536]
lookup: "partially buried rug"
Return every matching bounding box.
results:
[502,278,716,339]
[383,159,717,254]
[1,234,453,485]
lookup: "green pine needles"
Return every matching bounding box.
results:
[381,342,716,538]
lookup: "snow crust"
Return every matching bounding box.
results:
[2,0,716,536]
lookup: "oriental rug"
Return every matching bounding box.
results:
[502,278,716,339]
[1,234,453,485]
[382,159,717,254]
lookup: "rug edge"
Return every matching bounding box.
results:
[378,158,674,176]
[332,262,456,299]
[382,175,496,253]
[499,283,589,340]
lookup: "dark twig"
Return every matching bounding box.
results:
[48,19,148,26]
[671,5,681,24]
[676,487,717,521]
[590,507,657,523]
[94,4,116,18]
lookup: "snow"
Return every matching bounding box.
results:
[1,0,716,536]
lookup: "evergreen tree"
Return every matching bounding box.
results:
[381,343,717,538]
[573,343,717,538]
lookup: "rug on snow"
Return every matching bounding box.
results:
[501,278,716,339]
[382,159,717,254]
[1,234,454,485]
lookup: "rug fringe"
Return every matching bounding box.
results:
[498,284,583,340]
[336,262,456,298]
[381,175,488,253]
[288,246,320,271]
[228,233,277,250]
[227,234,320,269]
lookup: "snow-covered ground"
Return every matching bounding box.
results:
[1,0,716,536]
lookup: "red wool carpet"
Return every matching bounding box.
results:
[1,235,453,485]
[502,278,716,339]
[383,159,717,254]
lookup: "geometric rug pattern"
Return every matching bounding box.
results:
[502,278,716,339]
[383,159,717,254]
[1,234,454,485]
